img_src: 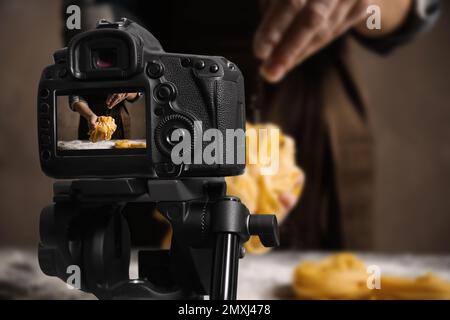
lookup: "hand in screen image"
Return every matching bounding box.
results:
[106,92,140,110]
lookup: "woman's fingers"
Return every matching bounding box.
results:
[106,94,116,109]
[291,0,364,66]
[254,0,307,60]
[279,193,298,211]
[257,0,372,83]
[109,96,119,109]
[106,93,126,109]
[261,0,339,82]
[332,0,366,30]
[338,0,371,33]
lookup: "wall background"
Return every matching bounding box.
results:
[0,0,448,252]
[356,3,450,252]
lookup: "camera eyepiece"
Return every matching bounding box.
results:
[92,48,117,69]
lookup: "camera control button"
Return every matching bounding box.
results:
[194,60,205,70]
[210,64,219,73]
[155,114,194,157]
[40,134,51,146]
[154,107,164,117]
[39,89,50,99]
[154,83,176,103]
[154,163,183,178]
[157,86,171,100]
[147,61,164,78]
[181,57,192,67]
[39,103,50,114]
[40,119,50,129]
[40,150,51,161]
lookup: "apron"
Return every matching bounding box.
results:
[262,38,374,250]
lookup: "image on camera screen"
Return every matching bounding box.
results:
[56,90,146,154]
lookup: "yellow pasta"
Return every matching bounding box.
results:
[114,139,146,149]
[89,116,117,142]
[226,123,304,254]
[293,253,372,300]
[293,253,450,300]
[375,273,450,300]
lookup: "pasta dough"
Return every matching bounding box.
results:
[226,123,304,254]
[89,116,117,142]
[114,140,146,149]
[293,253,372,300]
[293,253,450,300]
[375,273,450,300]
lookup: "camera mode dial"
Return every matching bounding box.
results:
[155,114,195,157]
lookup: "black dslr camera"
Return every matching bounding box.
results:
[37,19,278,300]
[38,18,245,179]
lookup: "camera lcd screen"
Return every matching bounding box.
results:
[56,90,146,155]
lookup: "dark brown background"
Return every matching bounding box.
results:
[0,0,449,252]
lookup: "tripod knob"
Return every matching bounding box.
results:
[248,215,280,247]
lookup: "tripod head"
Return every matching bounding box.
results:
[38,178,279,299]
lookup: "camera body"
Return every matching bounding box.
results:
[38,18,246,179]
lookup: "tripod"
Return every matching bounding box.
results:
[38,178,279,300]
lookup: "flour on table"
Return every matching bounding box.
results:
[58,139,146,150]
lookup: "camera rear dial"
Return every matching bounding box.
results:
[154,114,195,157]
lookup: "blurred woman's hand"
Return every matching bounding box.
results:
[254,0,370,83]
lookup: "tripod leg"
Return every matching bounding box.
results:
[211,233,240,300]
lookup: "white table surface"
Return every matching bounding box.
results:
[1,249,449,300]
